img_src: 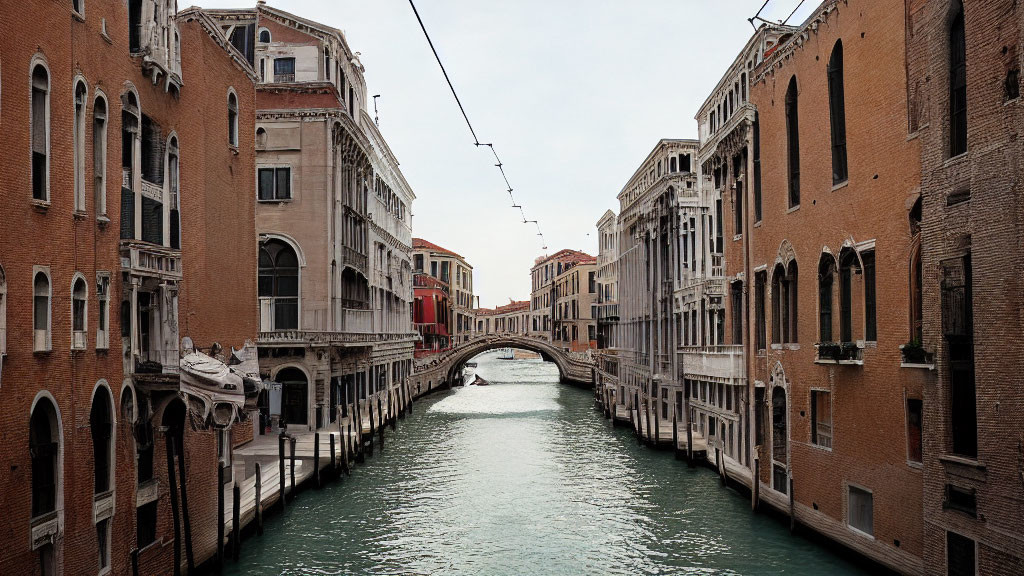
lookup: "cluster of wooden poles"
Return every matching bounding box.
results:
[593,383,797,531]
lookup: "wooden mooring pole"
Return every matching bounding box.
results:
[255,462,264,536]
[232,482,241,561]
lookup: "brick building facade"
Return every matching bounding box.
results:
[0,2,258,575]
[907,0,1024,574]
[732,1,926,572]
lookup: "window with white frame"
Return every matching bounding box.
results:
[848,485,873,536]
[31,63,50,202]
[73,0,83,15]
[72,275,88,349]
[227,91,238,147]
[33,270,51,351]
[258,167,291,200]
[96,273,110,349]
[74,80,88,212]
[93,95,107,218]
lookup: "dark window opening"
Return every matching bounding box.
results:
[274,58,296,82]
[785,76,800,207]
[90,391,113,493]
[229,24,255,66]
[258,167,291,200]
[828,40,848,185]
[863,250,876,340]
[755,271,766,350]
[730,281,743,345]
[949,4,967,157]
[31,65,48,201]
[753,112,762,221]
[944,485,977,517]
[907,398,923,463]
[944,254,975,458]
[946,531,976,576]
[30,400,58,518]
[819,255,834,342]
[129,0,142,52]
[136,501,157,548]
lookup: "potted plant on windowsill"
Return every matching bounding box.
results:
[900,340,934,367]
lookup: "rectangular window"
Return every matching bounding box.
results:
[257,167,291,200]
[949,13,967,158]
[755,387,765,445]
[944,484,977,517]
[785,79,800,207]
[730,281,743,345]
[944,256,976,458]
[907,398,923,463]
[32,74,48,201]
[97,518,110,571]
[847,485,873,535]
[811,390,832,448]
[137,501,158,548]
[863,250,876,340]
[755,271,766,350]
[274,57,296,82]
[828,43,849,185]
[946,531,976,576]
[753,112,762,222]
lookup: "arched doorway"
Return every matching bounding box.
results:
[277,367,309,427]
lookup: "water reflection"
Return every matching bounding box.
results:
[224,351,869,575]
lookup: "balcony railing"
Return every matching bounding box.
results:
[258,329,416,346]
[343,246,368,275]
[274,73,295,82]
[120,240,182,280]
[814,341,865,365]
[340,308,373,334]
[679,344,745,381]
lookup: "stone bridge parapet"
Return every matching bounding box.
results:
[411,335,594,395]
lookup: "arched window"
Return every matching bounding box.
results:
[772,260,799,344]
[258,28,271,43]
[839,249,861,343]
[34,271,51,352]
[227,91,239,147]
[259,240,299,330]
[909,199,923,343]
[256,127,267,149]
[74,80,88,212]
[828,40,848,185]
[785,76,800,207]
[949,1,967,157]
[93,95,108,217]
[31,63,50,201]
[90,388,113,493]
[72,275,87,349]
[168,136,180,249]
[787,260,799,343]
[818,254,835,342]
[30,397,59,517]
[771,386,788,493]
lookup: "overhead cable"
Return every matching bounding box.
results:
[408,0,548,250]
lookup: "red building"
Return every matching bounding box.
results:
[413,273,452,356]
[0,3,257,575]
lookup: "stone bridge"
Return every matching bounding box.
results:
[411,335,595,394]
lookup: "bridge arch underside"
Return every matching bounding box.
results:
[446,342,571,384]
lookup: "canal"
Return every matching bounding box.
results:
[225,352,871,575]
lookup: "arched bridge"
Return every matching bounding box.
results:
[411,335,595,393]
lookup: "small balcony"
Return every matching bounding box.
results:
[274,73,295,83]
[120,240,182,281]
[814,341,865,365]
[343,246,368,276]
[679,345,745,381]
[900,342,935,369]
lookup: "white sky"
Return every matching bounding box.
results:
[198,0,816,308]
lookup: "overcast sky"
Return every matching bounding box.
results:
[199,0,815,308]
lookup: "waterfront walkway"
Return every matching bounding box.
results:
[215,388,413,563]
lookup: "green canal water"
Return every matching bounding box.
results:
[224,352,872,575]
